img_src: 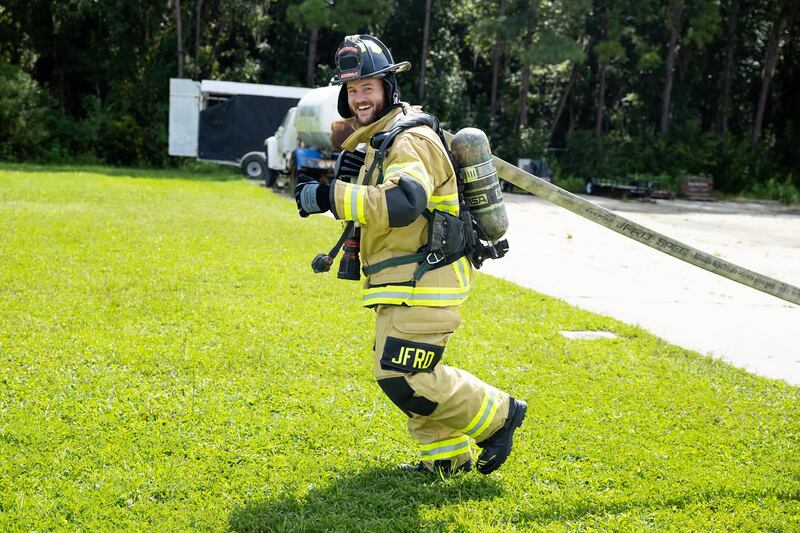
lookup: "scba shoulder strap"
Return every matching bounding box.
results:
[363,112,445,186]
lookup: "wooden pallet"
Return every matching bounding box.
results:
[680,176,714,201]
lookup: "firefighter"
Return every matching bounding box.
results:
[294,34,526,475]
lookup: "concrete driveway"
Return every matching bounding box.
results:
[482,193,800,386]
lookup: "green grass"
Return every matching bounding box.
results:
[1,165,798,532]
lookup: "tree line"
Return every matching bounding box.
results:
[0,0,797,199]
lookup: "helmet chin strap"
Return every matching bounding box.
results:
[374,77,401,121]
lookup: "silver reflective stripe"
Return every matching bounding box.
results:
[428,199,459,209]
[364,291,466,302]
[363,289,413,301]
[459,160,496,183]
[411,292,468,301]
[301,185,320,212]
[420,440,470,457]
[363,290,470,305]
[349,185,359,222]
[464,393,495,437]
[456,258,468,287]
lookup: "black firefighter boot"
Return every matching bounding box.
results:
[476,397,527,474]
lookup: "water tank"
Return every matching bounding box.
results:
[295,85,342,150]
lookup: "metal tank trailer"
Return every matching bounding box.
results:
[265,85,352,189]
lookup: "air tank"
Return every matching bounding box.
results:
[449,128,508,242]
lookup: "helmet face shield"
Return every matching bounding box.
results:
[337,54,360,72]
[335,40,363,81]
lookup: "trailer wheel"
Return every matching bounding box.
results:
[241,153,266,179]
[585,177,598,195]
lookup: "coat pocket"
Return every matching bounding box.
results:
[391,305,461,336]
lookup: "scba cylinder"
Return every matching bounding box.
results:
[450,128,508,242]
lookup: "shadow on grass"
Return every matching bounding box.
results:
[228,467,503,532]
[0,161,243,182]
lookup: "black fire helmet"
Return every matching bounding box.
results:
[330,34,411,119]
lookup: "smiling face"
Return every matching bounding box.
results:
[346,77,386,125]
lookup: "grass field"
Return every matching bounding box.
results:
[1,164,798,532]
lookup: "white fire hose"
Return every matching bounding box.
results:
[488,155,800,306]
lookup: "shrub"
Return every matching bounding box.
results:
[663,119,717,177]
[747,175,800,205]
[0,60,53,159]
[97,114,144,166]
[493,123,549,164]
[555,175,586,193]
[556,123,795,198]
[559,130,602,179]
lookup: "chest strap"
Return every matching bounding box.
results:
[362,253,428,276]
[362,211,465,281]
[362,251,462,281]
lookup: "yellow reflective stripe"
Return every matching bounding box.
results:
[362,284,470,307]
[385,161,427,181]
[453,256,469,288]
[459,392,491,436]
[419,435,471,460]
[428,193,458,202]
[462,256,472,285]
[342,183,352,220]
[384,161,433,193]
[355,185,366,224]
[453,263,465,288]
[419,435,468,451]
[472,402,500,439]
[459,391,500,439]
[413,287,468,294]
[427,193,459,215]
[409,296,465,306]
[342,183,367,224]
[364,286,470,296]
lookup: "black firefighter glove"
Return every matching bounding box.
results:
[294,174,331,217]
[334,149,366,182]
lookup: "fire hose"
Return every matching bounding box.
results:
[443,132,800,307]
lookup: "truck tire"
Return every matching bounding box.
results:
[241,153,266,179]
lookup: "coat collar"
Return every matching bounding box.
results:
[341,106,407,152]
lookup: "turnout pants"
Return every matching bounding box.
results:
[374,304,511,469]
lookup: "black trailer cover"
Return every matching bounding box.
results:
[197,94,298,161]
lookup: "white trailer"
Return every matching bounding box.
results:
[168,78,310,179]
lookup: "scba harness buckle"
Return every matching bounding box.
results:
[426,252,444,265]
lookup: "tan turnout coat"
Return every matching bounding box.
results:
[330,106,472,307]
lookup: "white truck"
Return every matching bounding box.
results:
[168,78,310,180]
[265,85,345,189]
